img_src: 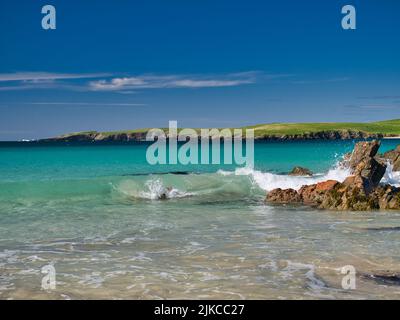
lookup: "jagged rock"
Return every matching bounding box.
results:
[372,185,400,210]
[342,175,365,189]
[346,140,387,193]
[392,158,399,171]
[266,188,302,203]
[288,166,313,176]
[299,180,339,204]
[348,140,380,170]
[267,181,400,211]
[355,159,386,193]
[320,184,378,210]
[266,140,400,211]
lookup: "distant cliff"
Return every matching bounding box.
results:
[253,130,385,140]
[40,119,400,142]
[40,130,388,142]
[41,131,149,142]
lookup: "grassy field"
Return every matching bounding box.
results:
[248,119,400,137]
[58,119,400,138]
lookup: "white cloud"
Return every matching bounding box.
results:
[0,71,269,92]
[0,72,111,82]
[290,77,350,85]
[0,72,112,91]
[22,102,146,107]
[89,72,259,91]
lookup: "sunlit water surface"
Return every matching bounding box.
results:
[1,140,400,299]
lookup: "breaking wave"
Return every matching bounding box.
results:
[218,164,351,192]
[113,162,357,201]
[382,162,400,187]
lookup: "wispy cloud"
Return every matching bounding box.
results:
[345,104,398,110]
[291,77,350,85]
[0,71,274,92]
[357,105,397,110]
[357,95,400,100]
[22,102,146,107]
[89,71,278,91]
[0,72,111,92]
[88,72,261,92]
[0,83,83,91]
[0,72,111,82]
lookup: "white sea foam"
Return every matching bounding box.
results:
[115,161,400,201]
[140,179,193,199]
[381,162,400,187]
[218,164,351,192]
[115,178,193,200]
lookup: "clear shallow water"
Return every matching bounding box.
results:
[1,140,400,299]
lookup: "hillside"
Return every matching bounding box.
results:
[248,119,400,137]
[42,119,400,142]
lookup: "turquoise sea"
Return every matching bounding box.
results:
[1,140,400,299]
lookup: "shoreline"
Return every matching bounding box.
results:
[1,136,400,144]
[8,119,395,143]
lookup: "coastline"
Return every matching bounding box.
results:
[35,119,400,143]
[38,130,387,143]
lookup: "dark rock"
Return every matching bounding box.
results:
[348,140,380,170]
[299,180,339,204]
[372,184,400,210]
[355,159,386,192]
[364,226,400,231]
[288,166,313,176]
[342,175,365,189]
[267,181,400,211]
[266,188,302,203]
[360,271,400,286]
[345,140,387,193]
[265,141,400,211]
[320,184,378,211]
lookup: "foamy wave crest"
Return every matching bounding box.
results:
[114,178,193,200]
[218,164,351,192]
[114,161,360,202]
[113,171,261,201]
[382,162,400,187]
[141,179,192,199]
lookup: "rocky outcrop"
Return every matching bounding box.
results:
[266,188,302,203]
[348,140,381,169]
[288,166,313,176]
[255,130,383,141]
[42,129,387,143]
[266,140,400,211]
[298,180,339,204]
[346,140,387,194]
[41,131,148,142]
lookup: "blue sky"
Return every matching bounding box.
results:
[0,0,399,140]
